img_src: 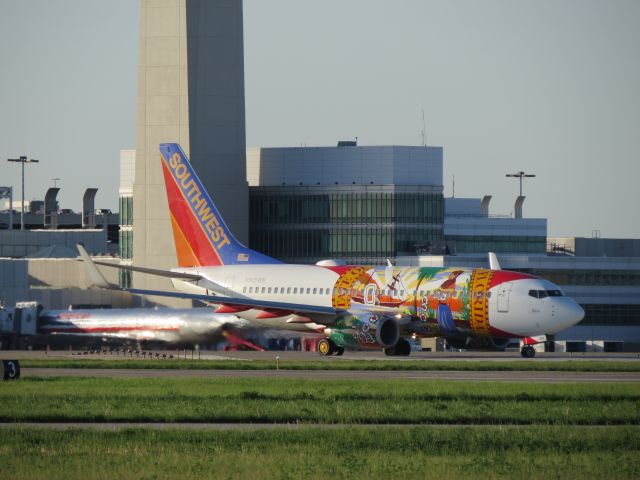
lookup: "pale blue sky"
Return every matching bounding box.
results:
[1,0,638,238]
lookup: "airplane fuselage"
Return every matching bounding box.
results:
[170,263,584,347]
[39,308,250,345]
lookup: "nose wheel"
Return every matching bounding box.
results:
[521,345,536,358]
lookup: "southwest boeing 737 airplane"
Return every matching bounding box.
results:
[93,143,585,358]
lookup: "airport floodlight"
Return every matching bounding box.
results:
[7,156,40,230]
[506,171,536,197]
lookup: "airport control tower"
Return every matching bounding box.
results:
[133,0,248,303]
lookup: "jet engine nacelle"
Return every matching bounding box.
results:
[325,314,400,349]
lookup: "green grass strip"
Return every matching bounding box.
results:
[1,426,639,479]
[1,377,639,425]
[19,357,640,372]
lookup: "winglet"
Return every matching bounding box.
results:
[77,244,113,288]
[488,252,501,271]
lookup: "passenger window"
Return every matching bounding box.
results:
[313,288,317,294]
[293,288,297,294]
[243,286,247,293]
[325,288,330,295]
[287,287,291,294]
[268,287,272,294]
[249,287,253,294]
[261,287,266,294]
[307,288,311,294]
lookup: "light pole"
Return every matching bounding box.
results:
[506,171,535,197]
[7,156,40,230]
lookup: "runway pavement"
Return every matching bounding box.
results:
[20,367,640,382]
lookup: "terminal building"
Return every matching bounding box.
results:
[247,143,444,265]
[246,142,547,264]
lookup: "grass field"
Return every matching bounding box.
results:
[1,377,639,425]
[19,357,640,371]
[1,426,639,479]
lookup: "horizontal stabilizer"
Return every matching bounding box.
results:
[80,257,202,281]
[76,244,114,289]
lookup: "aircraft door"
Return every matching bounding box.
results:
[496,282,512,313]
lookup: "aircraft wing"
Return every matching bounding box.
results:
[128,288,343,319]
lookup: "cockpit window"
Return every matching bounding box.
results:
[529,289,563,299]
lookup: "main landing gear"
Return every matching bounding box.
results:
[521,345,536,358]
[384,338,411,357]
[317,339,344,356]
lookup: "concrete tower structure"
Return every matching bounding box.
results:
[133,0,248,302]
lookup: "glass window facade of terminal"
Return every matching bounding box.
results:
[249,188,443,264]
[119,230,133,260]
[118,194,133,289]
[517,269,640,287]
[580,304,640,326]
[119,196,133,227]
[446,235,547,254]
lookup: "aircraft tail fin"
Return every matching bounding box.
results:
[159,143,280,267]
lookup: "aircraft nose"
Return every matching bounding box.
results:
[555,298,584,332]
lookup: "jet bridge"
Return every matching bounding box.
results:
[0,301,39,349]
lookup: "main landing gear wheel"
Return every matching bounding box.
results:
[333,346,345,356]
[384,338,411,357]
[317,339,335,356]
[521,345,536,358]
